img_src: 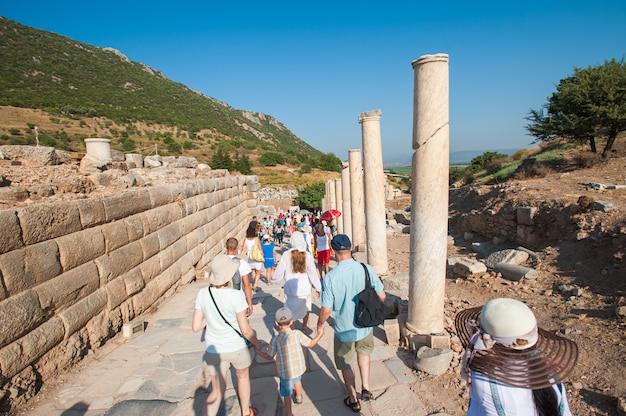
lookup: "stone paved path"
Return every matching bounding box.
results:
[24,249,428,416]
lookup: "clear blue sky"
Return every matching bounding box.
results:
[2,1,625,163]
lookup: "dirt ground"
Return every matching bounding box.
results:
[384,148,625,415]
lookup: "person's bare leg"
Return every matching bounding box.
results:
[293,380,303,401]
[341,368,358,403]
[283,395,293,416]
[235,367,252,415]
[205,374,227,416]
[302,312,310,332]
[357,352,371,393]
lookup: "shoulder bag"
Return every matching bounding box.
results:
[208,287,253,347]
[251,239,265,262]
[355,263,389,327]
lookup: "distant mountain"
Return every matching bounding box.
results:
[0,17,335,170]
[384,149,520,167]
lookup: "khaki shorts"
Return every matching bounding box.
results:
[203,347,252,376]
[333,331,374,370]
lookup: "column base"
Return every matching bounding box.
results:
[398,314,450,350]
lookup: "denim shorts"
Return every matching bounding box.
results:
[279,376,302,397]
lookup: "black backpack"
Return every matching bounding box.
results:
[355,263,388,327]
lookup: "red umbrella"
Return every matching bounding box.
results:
[321,209,341,222]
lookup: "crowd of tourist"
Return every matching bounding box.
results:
[191,214,578,416]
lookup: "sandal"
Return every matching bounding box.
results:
[343,396,361,412]
[361,389,373,401]
[244,406,258,416]
[293,394,303,404]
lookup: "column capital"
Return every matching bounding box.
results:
[411,53,449,68]
[358,109,382,124]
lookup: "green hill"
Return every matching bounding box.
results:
[0,17,338,171]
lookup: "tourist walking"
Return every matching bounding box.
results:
[316,234,386,412]
[261,234,277,285]
[225,237,253,316]
[241,226,263,292]
[313,223,332,278]
[255,307,325,416]
[455,297,578,416]
[191,254,261,416]
[272,232,321,333]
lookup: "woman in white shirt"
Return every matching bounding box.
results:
[192,254,261,416]
[455,298,578,416]
[271,232,322,332]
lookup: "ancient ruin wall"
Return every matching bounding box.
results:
[0,173,259,407]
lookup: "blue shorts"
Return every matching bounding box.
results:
[279,376,301,397]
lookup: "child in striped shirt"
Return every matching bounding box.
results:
[256,307,325,416]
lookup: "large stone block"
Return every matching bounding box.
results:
[56,227,105,271]
[94,254,113,285]
[147,185,177,208]
[101,221,129,252]
[139,232,160,260]
[17,203,82,245]
[105,276,127,311]
[74,198,106,228]
[124,215,147,242]
[0,240,62,295]
[0,209,24,254]
[59,288,107,338]
[107,241,144,280]
[0,289,44,348]
[0,316,64,379]
[157,222,182,250]
[103,189,151,222]
[123,267,145,297]
[132,279,160,315]
[36,262,100,311]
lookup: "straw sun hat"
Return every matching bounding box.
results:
[454,298,578,389]
[209,254,240,286]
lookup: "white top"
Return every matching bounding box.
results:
[271,249,321,296]
[315,233,330,251]
[194,287,248,353]
[467,372,572,416]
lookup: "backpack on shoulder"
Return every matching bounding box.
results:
[355,263,389,327]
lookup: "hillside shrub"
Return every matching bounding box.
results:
[259,152,284,166]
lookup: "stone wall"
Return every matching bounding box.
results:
[0,173,259,409]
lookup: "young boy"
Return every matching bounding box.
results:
[255,308,325,416]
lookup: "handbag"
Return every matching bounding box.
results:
[208,287,253,348]
[251,239,264,262]
[355,263,389,327]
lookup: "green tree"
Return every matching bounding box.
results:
[259,152,284,166]
[469,152,508,172]
[526,58,626,158]
[209,148,234,171]
[295,182,325,211]
[233,154,253,175]
[317,152,341,172]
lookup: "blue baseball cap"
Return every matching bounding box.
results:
[331,234,352,251]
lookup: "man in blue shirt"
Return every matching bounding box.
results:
[316,234,386,413]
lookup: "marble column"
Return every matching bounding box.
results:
[340,161,353,241]
[334,178,343,234]
[348,149,366,250]
[407,54,449,335]
[327,180,336,211]
[359,110,388,275]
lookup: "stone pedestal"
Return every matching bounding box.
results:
[407,54,449,335]
[340,161,353,241]
[348,149,365,250]
[84,138,112,162]
[359,110,388,275]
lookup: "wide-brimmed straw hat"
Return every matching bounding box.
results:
[454,298,578,389]
[209,254,240,286]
